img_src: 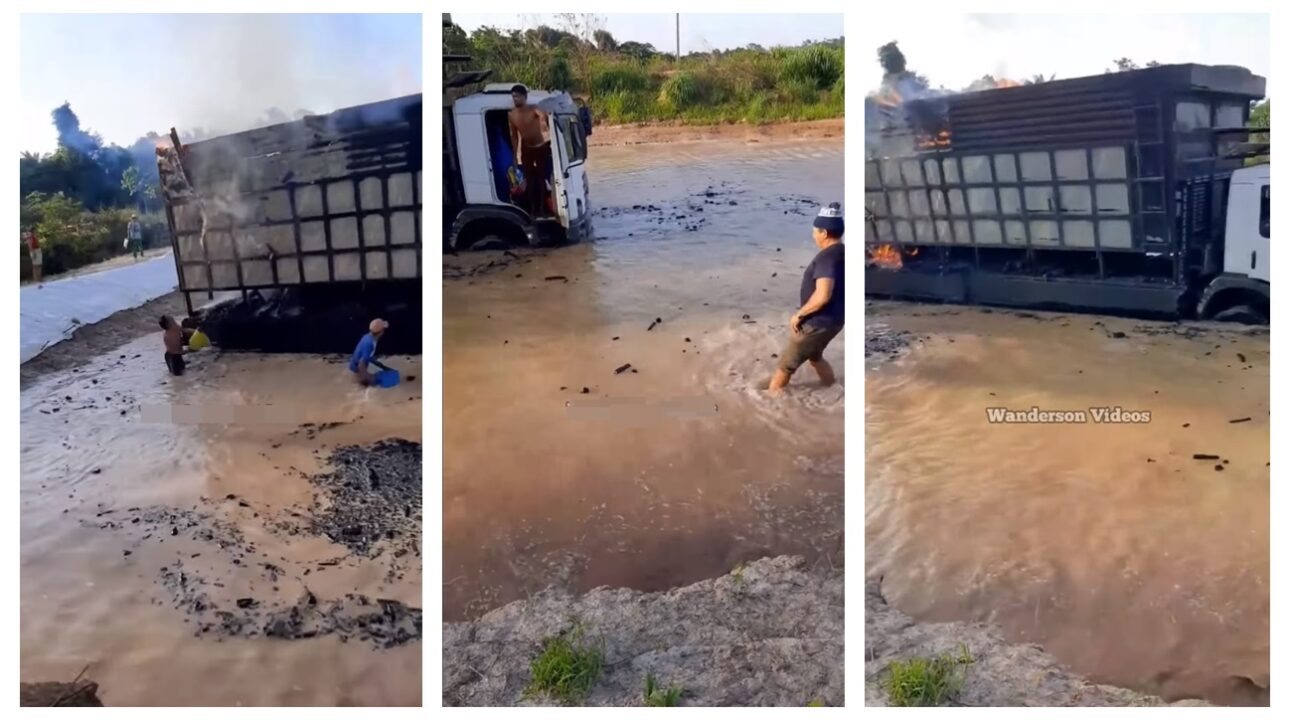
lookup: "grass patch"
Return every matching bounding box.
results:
[445,21,844,126]
[643,673,683,707]
[525,625,604,704]
[883,645,974,707]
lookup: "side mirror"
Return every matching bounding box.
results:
[579,105,593,137]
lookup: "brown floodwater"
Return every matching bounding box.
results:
[443,138,845,620]
[865,301,1269,705]
[20,337,422,706]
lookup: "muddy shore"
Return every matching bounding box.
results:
[865,576,1207,707]
[588,118,842,147]
[443,555,842,707]
[20,290,187,389]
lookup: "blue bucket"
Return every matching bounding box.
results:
[375,369,400,388]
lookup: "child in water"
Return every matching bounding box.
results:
[159,315,194,376]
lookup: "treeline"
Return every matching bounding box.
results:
[444,17,844,125]
[19,104,167,281]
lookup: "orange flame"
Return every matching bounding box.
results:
[867,244,904,270]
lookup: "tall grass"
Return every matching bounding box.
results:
[450,26,845,126]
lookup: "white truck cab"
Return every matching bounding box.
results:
[443,84,591,250]
[1198,163,1270,323]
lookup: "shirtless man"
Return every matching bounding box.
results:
[159,315,195,376]
[508,85,550,217]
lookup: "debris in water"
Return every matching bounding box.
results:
[614,363,633,375]
[1193,454,1220,460]
[1229,417,1252,424]
[581,387,590,394]
[647,318,662,331]
[1215,465,1225,472]
[544,275,569,283]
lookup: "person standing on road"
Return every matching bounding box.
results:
[349,318,392,386]
[508,85,550,218]
[127,214,144,260]
[769,203,845,395]
[23,229,43,285]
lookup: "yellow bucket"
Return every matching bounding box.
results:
[189,329,210,350]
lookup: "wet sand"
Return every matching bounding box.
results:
[443,137,845,620]
[20,336,422,706]
[588,118,844,148]
[865,301,1269,705]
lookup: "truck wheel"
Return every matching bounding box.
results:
[1212,304,1268,325]
[467,234,509,251]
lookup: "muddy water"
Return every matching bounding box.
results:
[443,138,845,620]
[20,338,422,706]
[865,301,1269,705]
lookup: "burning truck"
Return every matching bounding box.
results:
[865,61,1270,323]
[156,95,423,352]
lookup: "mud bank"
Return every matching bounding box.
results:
[865,577,1207,707]
[588,118,843,147]
[443,556,842,707]
[20,680,104,707]
[19,290,187,389]
[86,440,422,648]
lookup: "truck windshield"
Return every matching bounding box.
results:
[1260,185,1270,238]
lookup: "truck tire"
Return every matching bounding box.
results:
[1212,304,1268,325]
[468,234,509,251]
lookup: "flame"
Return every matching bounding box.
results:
[994,78,1021,88]
[867,244,904,270]
[917,129,951,149]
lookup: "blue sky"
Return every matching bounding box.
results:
[20,14,421,154]
[452,13,844,54]
[862,13,1269,92]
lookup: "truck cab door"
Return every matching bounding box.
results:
[548,113,589,233]
[1224,173,1270,283]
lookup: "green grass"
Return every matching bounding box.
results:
[447,25,844,127]
[525,625,605,705]
[643,673,683,707]
[806,698,827,707]
[883,645,975,707]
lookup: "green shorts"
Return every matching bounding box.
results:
[778,323,842,373]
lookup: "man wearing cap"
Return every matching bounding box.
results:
[350,318,391,386]
[769,203,845,395]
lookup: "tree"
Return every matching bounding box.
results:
[1113,57,1138,71]
[1024,73,1056,85]
[557,13,606,95]
[618,41,657,61]
[593,29,617,53]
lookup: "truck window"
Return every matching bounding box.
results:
[1260,185,1270,238]
[1215,102,1246,128]
[1175,101,1212,131]
[558,115,587,166]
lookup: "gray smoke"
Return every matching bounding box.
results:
[160,15,420,141]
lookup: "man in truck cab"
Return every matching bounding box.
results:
[508,84,550,219]
[769,204,845,396]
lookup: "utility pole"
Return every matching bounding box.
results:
[675,14,680,62]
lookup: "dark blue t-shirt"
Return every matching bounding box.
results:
[800,243,844,329]
[349,333,378,372]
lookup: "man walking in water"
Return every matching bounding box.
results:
[127,214,144,260]
[508,84,550,218]
[769,203,845,395]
